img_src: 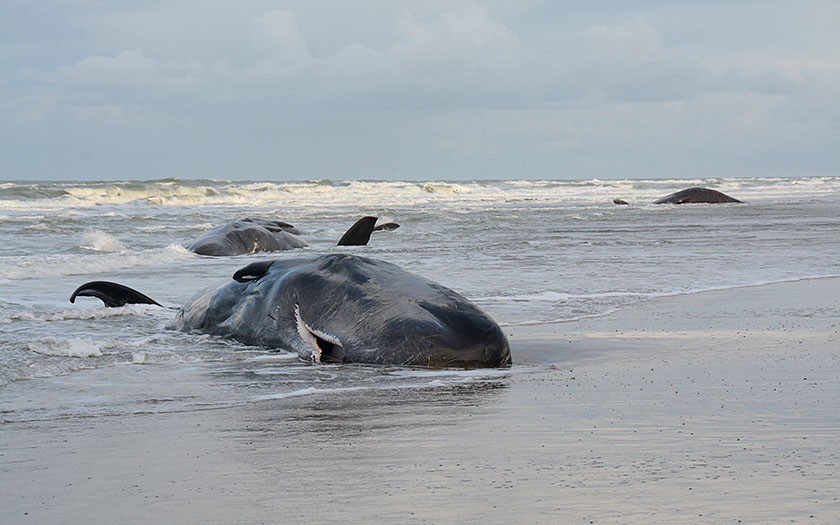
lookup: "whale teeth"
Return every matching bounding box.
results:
[294,304,343,364]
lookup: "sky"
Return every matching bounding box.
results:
[1,1,838,182]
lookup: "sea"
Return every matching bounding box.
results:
[2,176,839,422]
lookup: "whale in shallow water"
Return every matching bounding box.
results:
[187,218,307,256]
[187,217,400,255]
[613,187,743,206]
[654,187,742,204]
[70,254,511,368]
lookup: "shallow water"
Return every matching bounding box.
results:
[2,177,840,420]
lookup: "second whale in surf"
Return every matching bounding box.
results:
[187,218,307,256]
[187,216,399,256]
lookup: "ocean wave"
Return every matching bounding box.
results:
[26,337,104,358]
[80,229,127,252]
[0,243,192,280]
[0,356,100,387]
[4,177,838,213]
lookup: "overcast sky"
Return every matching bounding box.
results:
[1,1,838,181]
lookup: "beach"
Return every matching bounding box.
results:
[3,0,838,521]
[3,277,838,524]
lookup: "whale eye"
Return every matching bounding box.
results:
[294,304,345,364]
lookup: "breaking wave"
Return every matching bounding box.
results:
[26,337,105,358]
[3,177,839,213]
[80,230,127,252]
[0,243,192,280]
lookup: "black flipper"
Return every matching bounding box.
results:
[337,216,378,246]
[70,281,162,308]
[233,260,276,282]
[373,222,400,232]
[240,218,297,233]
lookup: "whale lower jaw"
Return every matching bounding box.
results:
[294,304,345,364]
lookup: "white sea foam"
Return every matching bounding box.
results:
[481,290,643,304]
[80,230,127,252]
[247,353,301,362]
[253,386,369,401]
[0,243,192,280]
[27,337,104,358]
[252,370,510,402]
[3,304,165,323]
[4,177,838,213]
[387,368,512,379]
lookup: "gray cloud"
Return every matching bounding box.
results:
[1,1,837,180]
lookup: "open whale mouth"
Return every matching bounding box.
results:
[294,304,345,364]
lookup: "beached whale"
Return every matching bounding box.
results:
[187,218,307,256]
[70,254,510,368]
[613,187,743,206]
[653,187,742,204]
[187,216,400,256]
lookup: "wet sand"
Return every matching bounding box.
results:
[2,278,839,524]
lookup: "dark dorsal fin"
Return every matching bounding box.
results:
[70,281,161,308]
[233,260,276,282]
[337,216,378,246]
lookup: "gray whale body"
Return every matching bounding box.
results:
[653,187,742,204]
[187,218,306,256]
[71,254,511,368]
[187,216,399,255]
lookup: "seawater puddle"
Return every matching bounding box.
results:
[214,358,518,403]
[0,354,522,424]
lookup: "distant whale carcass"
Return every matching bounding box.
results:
[70,254,510,368]
[612,187,743,206]
[653,187,742,204]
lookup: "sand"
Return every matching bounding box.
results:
[2,278,839,524]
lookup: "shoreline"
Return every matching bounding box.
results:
[2,277,839,523]
[501,272,840,328]
[508,275,840,362]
